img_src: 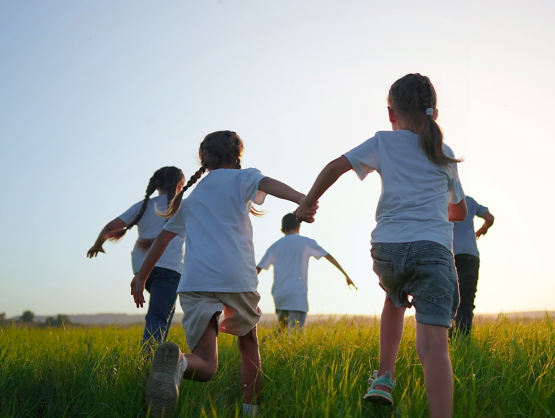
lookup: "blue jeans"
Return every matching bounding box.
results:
[371,241,459,328]
[142,267,180,345]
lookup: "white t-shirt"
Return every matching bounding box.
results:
[344,130,465,251]
[257,234,328,312]
[118,194,185,274]
[163,168,267,293]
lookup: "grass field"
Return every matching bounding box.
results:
[1,316,554,418]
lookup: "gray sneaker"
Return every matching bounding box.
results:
[146,342,185,418]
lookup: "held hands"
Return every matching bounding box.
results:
[130,274,147,308]
[294,196,319,223]
[87,244,105,258]
[345,275,358,290]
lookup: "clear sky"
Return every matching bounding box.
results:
[1,0,554,318]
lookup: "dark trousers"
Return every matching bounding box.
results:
[453,254,480,336]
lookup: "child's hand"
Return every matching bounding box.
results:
[346,275,358,290]
[87,244,105,258]
[130,275,147,308]
[295,197,319,223]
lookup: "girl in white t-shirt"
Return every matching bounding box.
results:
[296,74,467,418]
[130,131,315,418]
[87,167,186,346]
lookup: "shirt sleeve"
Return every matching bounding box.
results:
[308,239,328,259]
[475,200,489,217]
[343,135,380,181]
[257,246,275,270]
[443,145,465,204]
[163,201,186,238]
[241,168,267,204]
[118,201,142,225]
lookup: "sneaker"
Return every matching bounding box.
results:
[146,342,185,417]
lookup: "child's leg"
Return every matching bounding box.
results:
[142,268,180,345]
[378,295,406,381]
[416,323,452,418]
[237,326,261,405]
[183,313,219,382]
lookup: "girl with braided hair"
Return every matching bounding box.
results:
[296,74,467,417]
[130,131,316,418]
[87,166,186,346]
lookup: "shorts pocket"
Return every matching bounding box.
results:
[414,259,453,302]
[373,259,396,292]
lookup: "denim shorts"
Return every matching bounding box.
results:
[371,241,459,328]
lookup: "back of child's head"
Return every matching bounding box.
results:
[388,73,462,168]
[161,131,264,218]
[282,213,300,233]
[111,166,184,241]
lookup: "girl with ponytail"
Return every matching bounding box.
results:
[130,131,316,418]
[296,74,467,417]
[87,166,186,347]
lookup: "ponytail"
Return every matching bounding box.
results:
[158,165,207,218]
[419,113,461,168]
[389,73,463,169]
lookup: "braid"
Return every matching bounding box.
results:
[158,165,207,218]
[108,174,157,242]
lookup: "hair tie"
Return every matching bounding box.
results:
[425,108,434,116]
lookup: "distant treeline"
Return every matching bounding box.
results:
[0,311,75,328]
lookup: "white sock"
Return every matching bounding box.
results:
[181,355,188,376]
[242,403,259,417]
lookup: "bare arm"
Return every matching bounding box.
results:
[130,229,177,308]
[448,199,468,222]
[258,177,305,205]
[296,156,352,223]
[476,211,495,238]
[87,218,128,258]
[324,253,357,290]
[256,267,262,274]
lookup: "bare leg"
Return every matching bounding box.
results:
[375,296,406,391]
[237,327,261,405]
[416,323,453,418]
[183,314,219,382]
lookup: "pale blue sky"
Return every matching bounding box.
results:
[1,0,554,317]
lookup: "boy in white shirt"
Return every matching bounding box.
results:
[257,213,356,330]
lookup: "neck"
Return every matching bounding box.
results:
[284,230,299,235]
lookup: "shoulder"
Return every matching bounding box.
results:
[442,143,456,158]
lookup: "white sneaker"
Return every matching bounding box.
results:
[146,342,185,418]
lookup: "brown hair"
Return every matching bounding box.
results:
[388,73,462,168]
[109,166,184,241]
[159,131,263,218]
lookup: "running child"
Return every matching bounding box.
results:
[257,213,356,331]
[296,74,467,418]
[130,131,317,418]
[87,167,185,346]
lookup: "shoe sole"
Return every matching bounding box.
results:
[363,392,394,406]
[147,342,181,418]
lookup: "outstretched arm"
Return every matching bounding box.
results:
[324,254,357,290]
[476,211,495,238]
[87,218,127,258]
[130,229,177,308]
[258,177,318,222]
[296,156,352,223]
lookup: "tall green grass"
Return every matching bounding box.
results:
[1,316,553,417]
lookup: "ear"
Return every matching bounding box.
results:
[433,108,439,121]
[388,107,396,124]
